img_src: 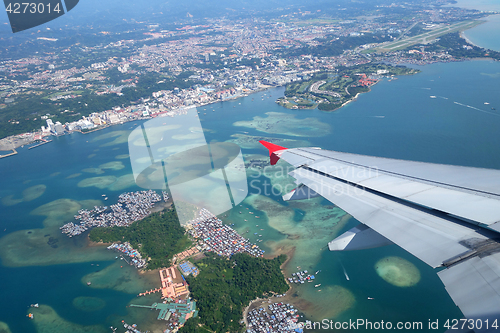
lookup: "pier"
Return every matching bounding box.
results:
[0,149,17,159]
[138,287,163,296]
[130,299,198,324]
[28,139,52,150]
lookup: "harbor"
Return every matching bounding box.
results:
[60,190,162,237]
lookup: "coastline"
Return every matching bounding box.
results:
[242,246,296,329]
[0,87,276,156]
[460,30,480,48]
[459,13,500,51]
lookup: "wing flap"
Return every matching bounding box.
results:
[438,253,500,332]
[278,148,500,226]
[290,167,487,268]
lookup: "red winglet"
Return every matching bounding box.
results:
[259,140,287,165]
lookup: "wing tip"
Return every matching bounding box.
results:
[259,140,287,165]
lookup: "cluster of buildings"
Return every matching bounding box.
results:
[177,261,199,277]
[107,242,146,268]
[60,190,162,237]
[188,208,265,257]
[120,321,146,333]
[173,246,201,263]
[246,302,304,333]
[158,266,190,301]
[288,270,318,285]
[42,119,65,136]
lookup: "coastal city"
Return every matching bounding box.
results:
[0,0,497,153]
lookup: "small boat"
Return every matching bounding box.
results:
[368,297,374,300]
[27,313,34,319]
[30,303,39,308]
[315,284,321,288]
[87,281,92,286]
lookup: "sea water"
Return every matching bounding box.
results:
[451,0,500,52]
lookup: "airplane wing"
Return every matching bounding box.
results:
[260,141,500,332]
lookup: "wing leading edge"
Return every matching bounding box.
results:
[260,141,500,332]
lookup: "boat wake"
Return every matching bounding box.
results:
[339,260,350,281]
[453,101,499,116]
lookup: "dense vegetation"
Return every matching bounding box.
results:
[89,208,190,269]
[347,85,370,95]
[318,102,341,111]
[281,33,392,58]
[179,252,288,333]
[424,32,500,61]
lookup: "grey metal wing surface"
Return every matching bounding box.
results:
[262,143,500,332]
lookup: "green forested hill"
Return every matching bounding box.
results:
[89,207,190,269]
[180,252,288,333]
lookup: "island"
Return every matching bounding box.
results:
[88,203,296,332]
[277,63,419,111]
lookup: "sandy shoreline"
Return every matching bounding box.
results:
[460,30,479,47]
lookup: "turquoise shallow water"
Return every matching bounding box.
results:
[1,60,500,332]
